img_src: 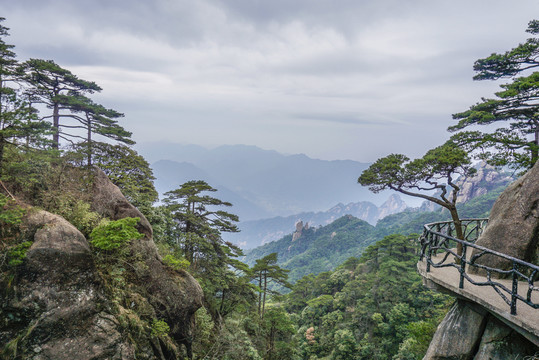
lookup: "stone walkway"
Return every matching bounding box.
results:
[417,251,539,346]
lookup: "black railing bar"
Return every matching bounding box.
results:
[428,246,523,276]
[430,263,462,269]
[424,229,539,271]
[462,275,539,308]
[424,218,490,229]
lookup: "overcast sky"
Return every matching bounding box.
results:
[3,0,539,162]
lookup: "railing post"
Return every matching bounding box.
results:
[426,231,432,272]
[459,243,466,289]
[511,261,518,315]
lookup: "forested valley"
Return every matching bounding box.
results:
[1,15,539,360]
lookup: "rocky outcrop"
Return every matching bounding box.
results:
[455,162,513,204]
[471,160,539,272]
[418,162,513,212]
[292,220,308,241]
[423,300,537,360]
[0,169,204,359]
[91,168,204,356]
[377,194,408,220]
[423,300,488,359]
[474,317,536,360]
[0,210,138,359]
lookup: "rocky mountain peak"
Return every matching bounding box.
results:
[456,161,514,204]
[378,194,407,219]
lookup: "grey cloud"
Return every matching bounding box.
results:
[293,112,396,126]
[2,0,539,163]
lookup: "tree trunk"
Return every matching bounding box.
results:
[0,134,4,178]
[87,115,92,167]
[258,273,263,317]
[532,128,539,166]
[262,270,267,318]
[219,288,226,315]
[52,101,59,149]
[449,206,464,257]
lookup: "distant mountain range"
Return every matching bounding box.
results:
[141,143,396,221]
[223,194,407,249]
[244,179,513,283]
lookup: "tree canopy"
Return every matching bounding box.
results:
[450,19,539,171]
[358,141,474,243]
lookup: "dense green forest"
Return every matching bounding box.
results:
[2,15,539,360]
[245,184,507,284]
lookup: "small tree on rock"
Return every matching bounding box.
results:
[358,141,475,253]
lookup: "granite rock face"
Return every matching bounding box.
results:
[423,300,537,360]
[0,210,137,359]
[91,168,204,356]
[471,160,539,272]
[455,162,513,204]
[423,300,488,360]
[0,169,204,359]
[473,317,536,360]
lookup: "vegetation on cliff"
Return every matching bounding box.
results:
[1,14,538,360]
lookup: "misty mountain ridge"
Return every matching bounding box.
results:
[145,143,396,221]
[224,194,407,249]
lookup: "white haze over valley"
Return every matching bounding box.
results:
[2,1,536,227]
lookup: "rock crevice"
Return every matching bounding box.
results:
[0,168,204,359]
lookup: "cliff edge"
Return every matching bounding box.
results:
[423,161,539,359]
[0,169,203,359]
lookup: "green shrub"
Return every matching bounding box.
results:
[0,194,25,240]
[150,319,170,338]
[163,254,190,270]
[50,198,102,236]
[7,241,32,267]
[90,217,143,251]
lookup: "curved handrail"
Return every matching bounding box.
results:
[419,219,539,315]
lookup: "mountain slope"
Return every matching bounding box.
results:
[245,215,376,283]
[245,182,510,284]
[144,143,395,220]
[225,194,407,249]
[152,159,272,220]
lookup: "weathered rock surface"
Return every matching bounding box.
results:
[455,162,513,204]
[377,194,408,220]
[423,300,488,360]
[473,317,536,360]
[471,160,539,271]
[424,299,537,360]
[91,168,204,355]
[0,209,137,359]
[0,169,204,359]
[292,220,306,241]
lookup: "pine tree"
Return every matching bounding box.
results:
[359,141,475,254]
[163,180,240,268]
[450,19,539,171]
[21,58,102,149]
[251,253,290,318]
[0,18,50,175]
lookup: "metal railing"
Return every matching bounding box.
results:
[420,219,539,315]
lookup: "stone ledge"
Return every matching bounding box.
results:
[418,258,539,347]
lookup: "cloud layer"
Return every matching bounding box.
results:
[3,0,539,161]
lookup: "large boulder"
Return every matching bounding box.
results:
[423,300,488,360]
[471,160,539,271]
[473,317,536,360]
[91,168,204,356]
[0,210,137,359]
[424,300,537,360]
